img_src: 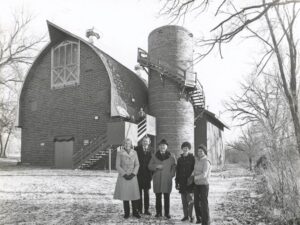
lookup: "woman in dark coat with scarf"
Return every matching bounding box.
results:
[148,139,176,219]
[175,141,195,222]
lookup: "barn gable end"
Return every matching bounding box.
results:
[195,110,228,169]
[18,21,147,167]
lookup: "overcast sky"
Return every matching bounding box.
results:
[1,0,261,142]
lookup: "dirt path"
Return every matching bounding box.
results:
[0,159,257,225]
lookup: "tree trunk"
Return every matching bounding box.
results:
[2,129,12,158]
[264,3,300,157]
[0,133,3,157]
[249,157,252,171]
[290,110,300,156]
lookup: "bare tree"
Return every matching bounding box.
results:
[224,69,296,154]
[227,125,262,170]
[224,71,290,170]
[0,9,45,157]
[225,73,289,133]
[0,10,45,87]
[0,91,16,158]
[224,66,300,222]
[159,0,300,155]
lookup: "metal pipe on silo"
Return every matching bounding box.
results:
[148,25,195,157]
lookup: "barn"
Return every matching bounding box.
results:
[18,21,227,169]
[18,21,148,169]
[195,110,228,169]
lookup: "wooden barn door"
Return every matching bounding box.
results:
[54,138,74,169]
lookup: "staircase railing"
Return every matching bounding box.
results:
[193,79,205,108]
[138,47,206,111]
[138,48,189,84]
[137,117,147,142]
[73,134,108,169]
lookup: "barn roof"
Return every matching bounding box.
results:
[17,21,148,127]
[47,21,147,117]
[47,21,148,117]
[203,110,229,130]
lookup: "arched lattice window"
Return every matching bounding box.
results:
[51,41,80,89]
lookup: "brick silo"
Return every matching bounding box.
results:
[148,25,195,156]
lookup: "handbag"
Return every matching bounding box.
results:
[187,175,194,186]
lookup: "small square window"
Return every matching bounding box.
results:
[83,140,89,146]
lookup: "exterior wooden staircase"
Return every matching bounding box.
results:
[136,114,156,142]
[137,48,205,119]
[137,117,147,142]
[73,134,114,169]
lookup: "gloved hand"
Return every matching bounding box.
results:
[175,183,180,190]
[123,174,130,180]
[127,173,135,180]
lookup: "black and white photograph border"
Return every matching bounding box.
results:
[0,0,300,225]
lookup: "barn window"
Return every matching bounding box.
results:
[51,41,80,89]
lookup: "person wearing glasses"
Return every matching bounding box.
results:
[134,136,153,215]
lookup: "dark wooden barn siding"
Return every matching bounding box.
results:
[194,112,225,168]
[194,115,207,155]
[207,120,224,167]
[19,38,111,166]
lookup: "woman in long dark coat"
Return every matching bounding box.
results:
[175,141,195,222]
[113,138,141,219]
[148,139,176,219]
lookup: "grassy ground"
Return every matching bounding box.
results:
[0,158,265,225]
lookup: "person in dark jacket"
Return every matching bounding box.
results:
[134,136,153,215]
[175,141,195,222]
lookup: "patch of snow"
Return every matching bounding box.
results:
[0,162,256,224]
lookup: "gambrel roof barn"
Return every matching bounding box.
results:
[18,21,147,169]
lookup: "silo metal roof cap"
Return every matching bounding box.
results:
[148,25,193,40]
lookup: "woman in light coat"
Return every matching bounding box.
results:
[113,138,141,219]
[193,144,211,225]
[148,139,176,219]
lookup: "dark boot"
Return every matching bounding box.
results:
[138,188,143,213]
[123,201,130,219]
[194,185,202,223]
[155,193,162,217]
[144,189,151,215]
[181,216,189,221]
[164,193,170,218]
[132,200,141,218]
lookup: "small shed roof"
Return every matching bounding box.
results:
[203,110,229,130]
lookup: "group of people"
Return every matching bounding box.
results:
[113,136,211,225]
